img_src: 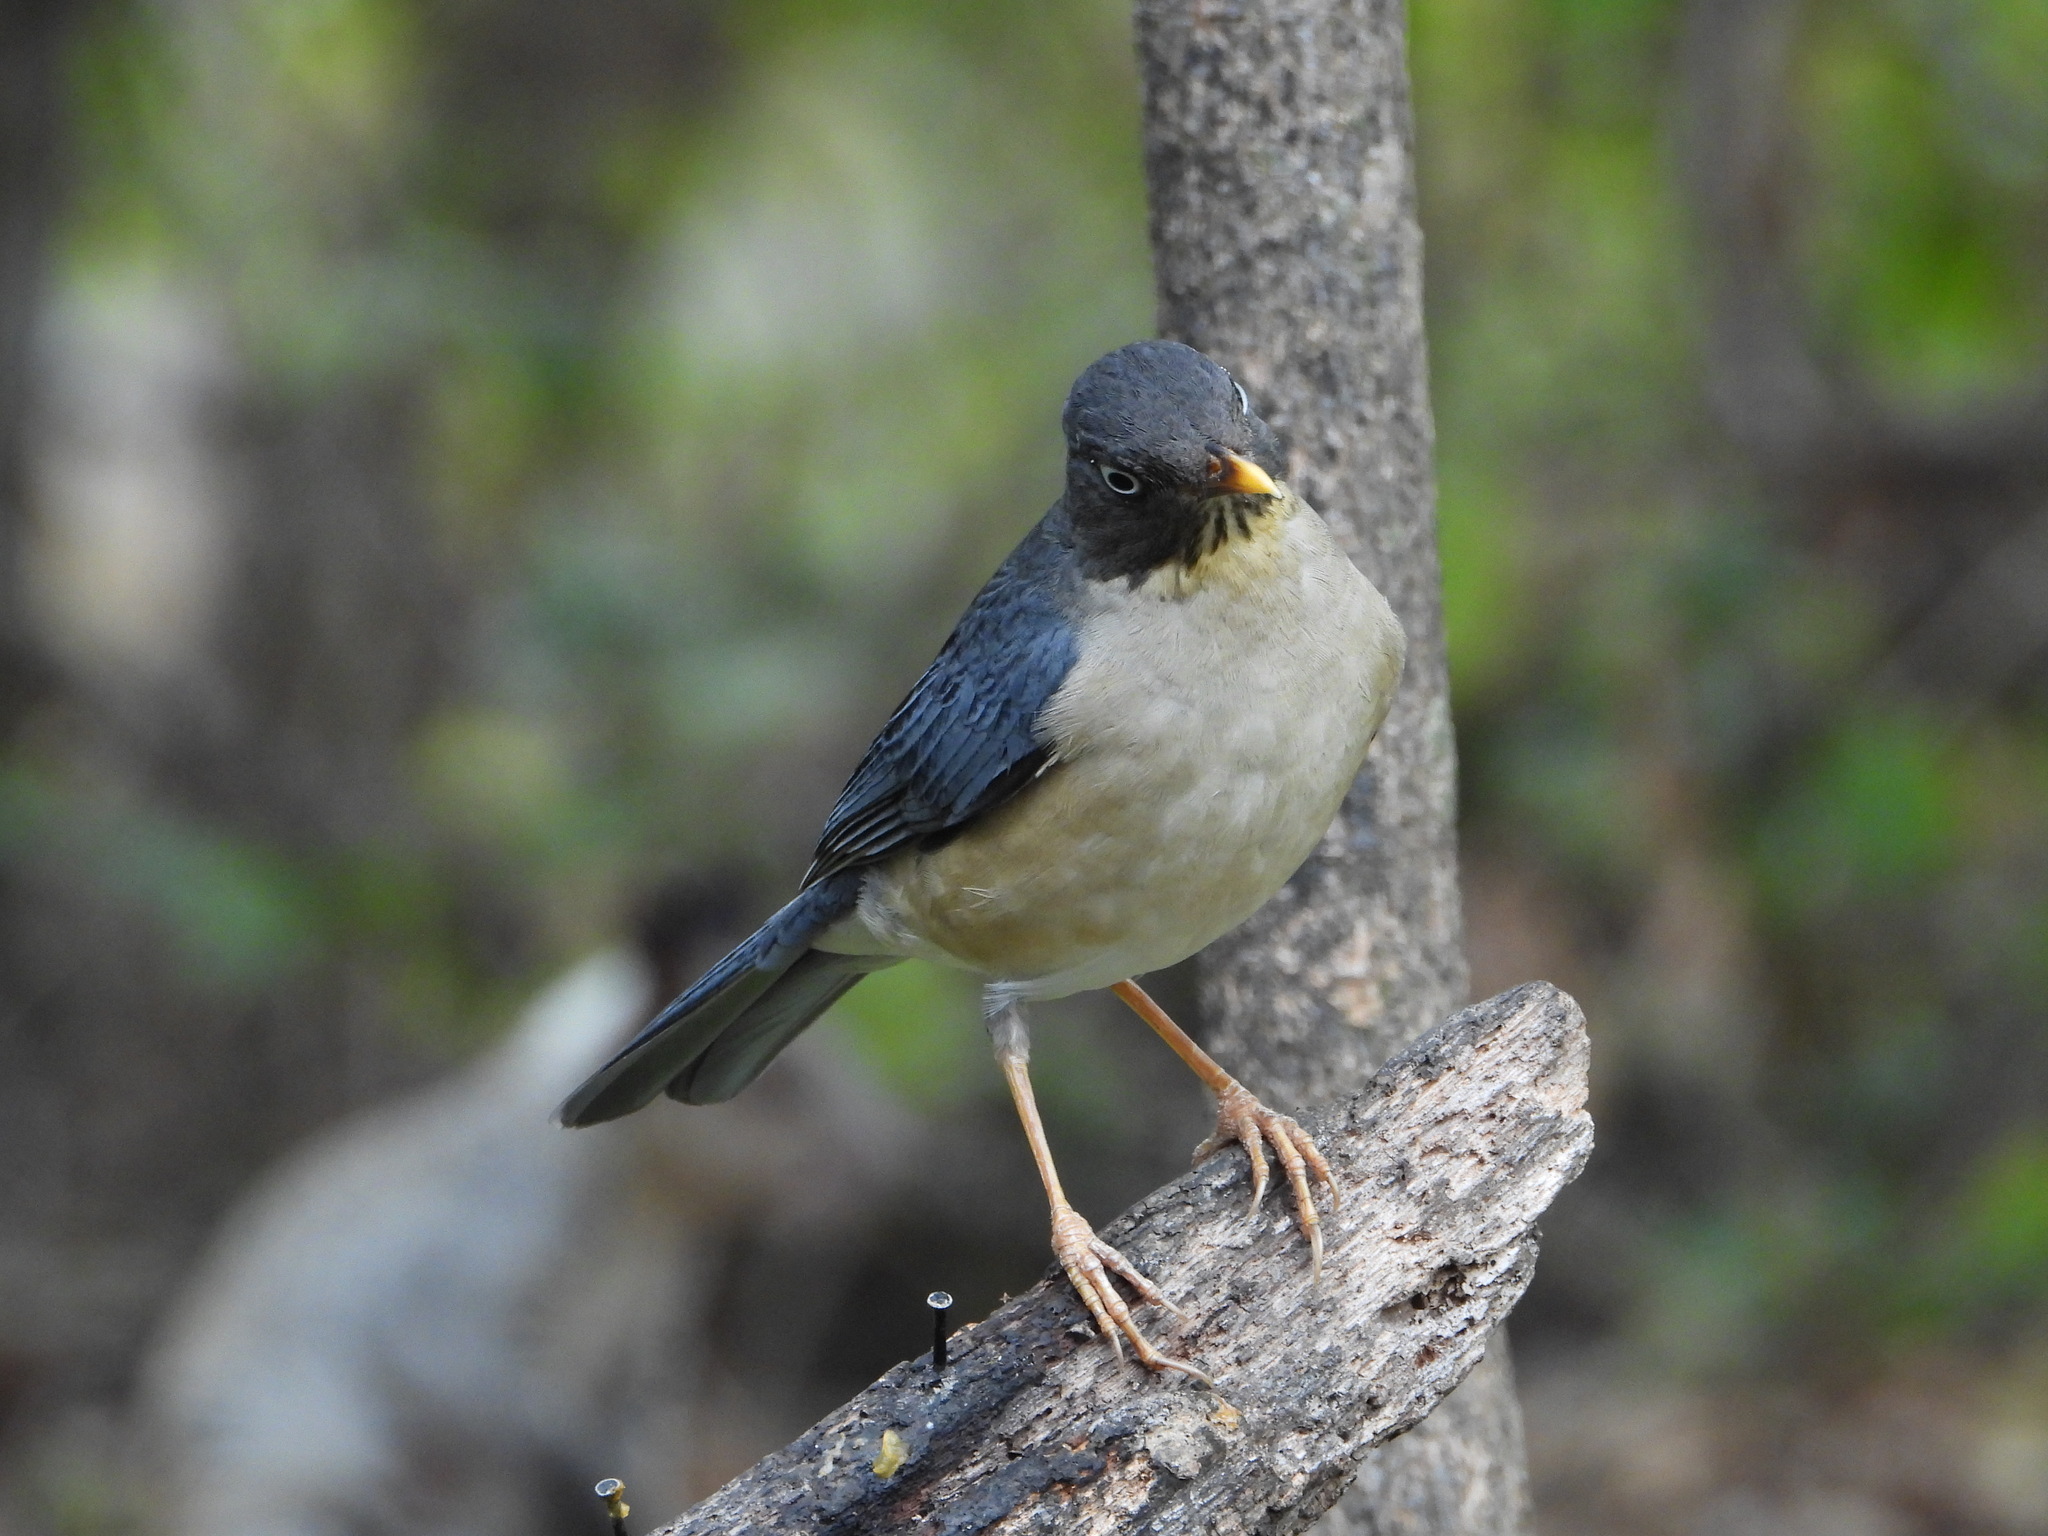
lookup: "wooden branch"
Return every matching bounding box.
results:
[655,983,1591,1536]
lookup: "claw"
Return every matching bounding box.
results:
[1051,1203,1211,1385]
[1195,1083,1339,1280]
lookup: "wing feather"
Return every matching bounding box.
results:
[804,514,1079,886]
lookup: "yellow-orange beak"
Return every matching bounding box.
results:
[1209,450,1280,498]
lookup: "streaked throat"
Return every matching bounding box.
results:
[1137,490,1294,598]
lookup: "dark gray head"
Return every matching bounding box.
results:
[1059,340,1284,582]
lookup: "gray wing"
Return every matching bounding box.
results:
[805,512,1080,885]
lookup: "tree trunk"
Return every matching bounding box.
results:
[1132,2,1531,1529]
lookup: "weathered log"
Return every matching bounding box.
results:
[655,982,1590,1536]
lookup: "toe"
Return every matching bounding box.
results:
[1299,1125,1340,1211]
[1050,1207,1210,1383]
[1237,1113,1271,1215]
[1265,1118,1325,1280]
[1134,1341,1214,1387]
[1200,1086,1344,1278]
[1266,1118,1314,1214]
[1068,1262,1125,1361]
[1091,1235,1191,1323]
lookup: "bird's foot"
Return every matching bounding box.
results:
[1195,1081,1340,1280]
[1050,1201,1212,1385]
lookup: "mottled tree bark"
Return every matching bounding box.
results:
[654,984,1589,1536]
[1132,2,1528,1529]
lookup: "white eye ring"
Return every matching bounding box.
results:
[1100,465,1141,496]
[1233,380,1250,415]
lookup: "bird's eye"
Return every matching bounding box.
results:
[1100,465,1141,496]
[1232,380,1250,415]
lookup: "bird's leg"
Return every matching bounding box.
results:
[1110,979,1339,1279]
[986,1003,1211,1384]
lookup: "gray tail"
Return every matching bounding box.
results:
[556,873,894,1125]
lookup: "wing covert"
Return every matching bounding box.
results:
[805,514,1079,885]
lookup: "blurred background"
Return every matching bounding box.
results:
[0,0,2044,1532]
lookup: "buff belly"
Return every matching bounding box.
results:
[816,489,1405,998]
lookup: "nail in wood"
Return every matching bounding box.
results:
[927,1290,953,1373]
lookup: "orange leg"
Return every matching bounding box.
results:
[990,1007,1210,1384]
[1111,979,1339,1279]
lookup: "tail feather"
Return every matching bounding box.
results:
[668,949,894,1105]
[556,874,876,1127]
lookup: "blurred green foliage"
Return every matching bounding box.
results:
[32,0,2048,1383]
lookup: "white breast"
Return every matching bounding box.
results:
[827,489,1406,997]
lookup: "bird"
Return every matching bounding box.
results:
[559,339,1406,1383]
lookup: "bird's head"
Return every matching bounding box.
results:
[1060,340,1284,584]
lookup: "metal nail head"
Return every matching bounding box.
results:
[595,1478,630,1536]
[928,1290,953,1373]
